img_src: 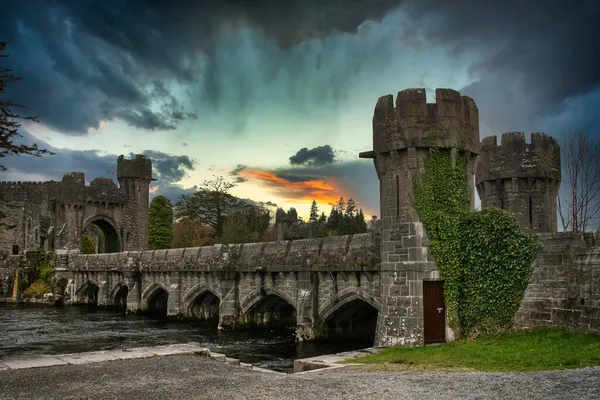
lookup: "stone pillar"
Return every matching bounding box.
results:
[295,271,318,340]
[218,272,239,330]
[167,273,182,316]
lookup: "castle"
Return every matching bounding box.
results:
[0,155,154,255]
[3,88,596,349]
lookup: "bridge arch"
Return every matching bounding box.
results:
[75,280,100,305]
[142,282,169,317]
[319,288,381,340]
[182,283,221,322]
[82,214,121,253]
[240,286,297,328]
[109,282,129,309]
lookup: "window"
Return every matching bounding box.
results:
[529,196,533,228]
[12,245,19,255]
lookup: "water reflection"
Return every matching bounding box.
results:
[0,304,373,372]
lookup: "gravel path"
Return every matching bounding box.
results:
[0,355,599,400]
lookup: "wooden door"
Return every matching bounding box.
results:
[423,281,446,344]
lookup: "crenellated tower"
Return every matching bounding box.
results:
[476,132,561,233]
[360,88,480,346]
[117,154,154,251]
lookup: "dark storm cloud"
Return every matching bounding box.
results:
[152,183,199,205]
[137,150,196,182]
[398,0,600,136]
[229,164,248,183]
[0,0,405,135]
[289,145,336,167]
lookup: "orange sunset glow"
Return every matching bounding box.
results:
[239,168,376,215]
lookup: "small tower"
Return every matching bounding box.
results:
[476,132,561,233]
[117,154,154,250]
[360,88,480,346]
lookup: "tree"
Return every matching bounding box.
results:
[0,42,53,171]
[558,132,600,232]
[220,204,271,244]
[81,234,96,254]
[174,175,243,238]
[149,195,173,250]
[309,200,319,222]
[172,218,215,248]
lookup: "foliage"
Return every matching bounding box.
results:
[22,251,55,298]
[458,208,540,333]
[219,204,271,244]
[96,225,105,253]
[174,175,244,238]
[149,195,173,250]
[348,328,600,372]
[82,234,96,254]
[324,197,368,236]
[172,218,215,248]
[558,131,600,232]
[0,42,53,171]
[413,142,539,336]
[22,280,52,298]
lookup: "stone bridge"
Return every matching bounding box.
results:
[55,233,383,341]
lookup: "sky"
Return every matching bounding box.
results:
[1,0,599,219]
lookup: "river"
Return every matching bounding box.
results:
[0,304,373,372]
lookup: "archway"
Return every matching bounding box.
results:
[242,294,296,329]
[188,291,220,324]
[83,216,120,253]
[147,287,169,318]
[321,298,379,340]
[76,282,100,306]
[113,285,129,310]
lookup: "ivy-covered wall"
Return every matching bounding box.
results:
[414,144,541,337]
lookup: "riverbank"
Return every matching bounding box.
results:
[1,353,599,400]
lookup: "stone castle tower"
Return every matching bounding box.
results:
[476,132,561,232]
[360,88,480,346]
[117,155,154,251]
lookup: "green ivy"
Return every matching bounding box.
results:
[413,140,540,337]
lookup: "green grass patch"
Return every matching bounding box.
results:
[348,328,600,372]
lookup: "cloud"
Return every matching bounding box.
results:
[0,0,406,136]
[238,159,378,216]
[289,145,336,166]
[137,150,196,182]
[396,0,600,138]
[229,164,248,183]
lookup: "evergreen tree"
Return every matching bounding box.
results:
[149,195,173,250]
[318,212,327,223]
[309,200,319,222]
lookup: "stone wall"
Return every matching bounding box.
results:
[517,232,600,332]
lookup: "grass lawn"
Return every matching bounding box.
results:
[347,328,600,372]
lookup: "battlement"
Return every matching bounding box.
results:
[0,181,57,186]
[476,132,561,184]
[117,154,153,181]
[275,208,298,223]
[372,88,479,154]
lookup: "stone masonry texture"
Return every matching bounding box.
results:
[0,154,153,255]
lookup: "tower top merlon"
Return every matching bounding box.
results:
[117,154,155,181]
[372,88,479,155]
[476,132,561,184]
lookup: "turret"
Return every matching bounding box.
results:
[360,88,480,346]
[476,132,561,232]
[117,154,154,250]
